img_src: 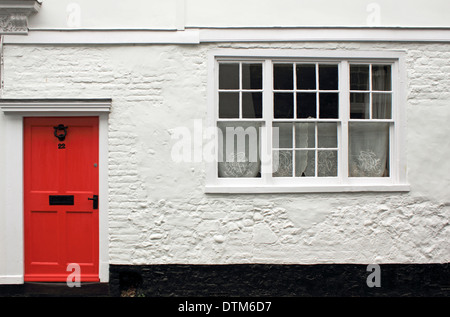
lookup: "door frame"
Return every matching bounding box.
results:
[0,99,111,284]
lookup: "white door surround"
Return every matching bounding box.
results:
[0,99,111,284]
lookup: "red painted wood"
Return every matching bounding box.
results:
[24,117,99,282]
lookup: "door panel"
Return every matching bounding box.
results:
[24,117,99,282]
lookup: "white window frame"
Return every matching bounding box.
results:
[206,49,409,193]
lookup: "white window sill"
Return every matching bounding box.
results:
[205,184,410,194]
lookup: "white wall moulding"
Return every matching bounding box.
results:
[4,29,201,45]
[205,184,411,194]
[0,0,41,34]
[3,27,450,45]
[198,27,450,43]
[0,98,112,113]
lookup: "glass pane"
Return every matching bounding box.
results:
[319,65,338,90]
[372,93,392,119]
[349,122,390,177]
[217,121,261,178]
[297,92,317,118]
[274,93,294,118]
[318,123,337,148]
[242,92,262,118]
[273,150,293,177]
[350,92,370,119]
[350,65,369,91]
[318,150,337,177]
[274,64,293,90]
[295,150,315,177]
[219,92,239,118]
[296,64,316,90]
[295,123,315,148]
[319,93,339,118]
[219,63,239,89]
[273,122,293,149]
[372,65,391,91]
[242,63,262,90]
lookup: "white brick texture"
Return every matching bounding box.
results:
[2,42,449,265]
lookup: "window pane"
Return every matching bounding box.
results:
[372,65,391,91]
[318,150,337,177]
[318,123,337,148]
[274,93,294,118]
[273,122,293,149]
[349,122,390,177]
[295,123,315,148]
[350,65,369,91]
[319,65,338,90]
[242,92,262,118]
[319,93,339,118]
[219,92,239,118]
[242,63,262,90]
[273,150,293,177]
[295,150,315,177]
[350,92,370,119]
[219,63,239,89]
[372,93,392,119]
[297,92,317,118]
[296,64,316,90]
[274,64,293,90]
[217,121,261,178]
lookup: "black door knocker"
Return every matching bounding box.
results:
[54,124,68,141]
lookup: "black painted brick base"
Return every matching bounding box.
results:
[109,263,450,297]
[0,263,447,297]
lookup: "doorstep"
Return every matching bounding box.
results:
[0,282,110,297]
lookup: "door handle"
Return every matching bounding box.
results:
[88,195,98,209]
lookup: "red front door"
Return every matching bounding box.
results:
[24,117,99,282]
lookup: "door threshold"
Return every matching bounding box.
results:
[0,282,110,297]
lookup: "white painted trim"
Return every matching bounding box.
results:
[3,27,450,45]
[4,29,200,45]
[0,275,23,285]
[205,184,411,194]
[199,27,450,43]
[0,101,111,113]
[211,49,406,60]
[0,99,110,284]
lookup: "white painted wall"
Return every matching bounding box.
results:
[28,0,450,30]
[0,41,448,280]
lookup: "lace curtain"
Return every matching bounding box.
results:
[217,122,261,178]
[349,122,389,177]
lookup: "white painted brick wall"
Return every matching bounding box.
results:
[2,42,449,265]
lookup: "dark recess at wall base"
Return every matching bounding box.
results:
[109,263,450,297]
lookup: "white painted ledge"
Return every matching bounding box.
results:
[0,99,112,113]
[205,184,411,194]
